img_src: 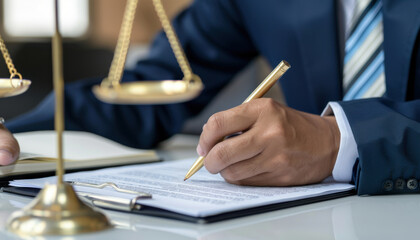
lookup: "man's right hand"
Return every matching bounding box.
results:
[0,125,19,165]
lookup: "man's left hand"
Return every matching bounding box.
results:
[0,125,19,166]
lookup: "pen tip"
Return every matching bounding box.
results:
[184,178,188,181]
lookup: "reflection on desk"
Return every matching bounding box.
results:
[1,191,419,240]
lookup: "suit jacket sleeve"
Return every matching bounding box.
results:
[339,98,420,195]
[7,0,257,148]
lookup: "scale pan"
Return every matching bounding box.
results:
[93,79,203,104]
[0,79,31,98]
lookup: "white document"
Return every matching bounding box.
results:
[10,158,354,217]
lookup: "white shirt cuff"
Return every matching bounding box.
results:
[321,102,358,182]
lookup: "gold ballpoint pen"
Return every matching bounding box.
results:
[184,60,291,181]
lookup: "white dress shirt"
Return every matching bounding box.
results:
[325,0,359,182]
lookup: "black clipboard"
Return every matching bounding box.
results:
[1,186,355,224]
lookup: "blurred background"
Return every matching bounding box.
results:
[0,0,281,134]
[0,0,191,119]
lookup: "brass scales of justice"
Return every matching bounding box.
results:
[3,0,202,236]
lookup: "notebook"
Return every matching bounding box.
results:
[0,131,159,180]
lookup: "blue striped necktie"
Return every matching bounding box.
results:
[343,0,385,100]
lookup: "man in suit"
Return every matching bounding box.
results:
[1,0,419,195]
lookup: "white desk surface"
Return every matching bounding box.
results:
[0,135,418,240]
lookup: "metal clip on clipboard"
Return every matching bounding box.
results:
[66,181,152,212]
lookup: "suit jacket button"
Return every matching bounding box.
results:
[383,180,393,191]
[407,178,418,190]
[395,178,405,190]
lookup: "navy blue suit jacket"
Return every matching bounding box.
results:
[8,0,420,195]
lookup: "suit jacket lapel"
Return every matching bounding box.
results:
[295,0,342,111]
[383,0,420,101]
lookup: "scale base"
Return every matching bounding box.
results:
[7,182,111,236]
